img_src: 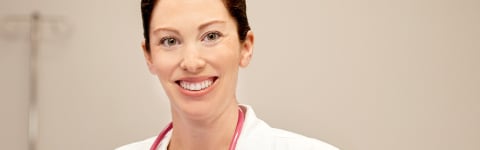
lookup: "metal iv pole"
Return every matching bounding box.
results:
[1,12,71,150]
[28,12,40,150]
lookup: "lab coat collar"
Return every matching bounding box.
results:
[237,104,273,150]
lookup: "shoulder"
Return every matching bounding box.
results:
[115,136,156,150]
[269,128,339,150]
[238,104,339,150]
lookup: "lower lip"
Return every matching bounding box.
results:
[177,78,217,97]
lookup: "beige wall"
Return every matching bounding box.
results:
[1,0,479,150]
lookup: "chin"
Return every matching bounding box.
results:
[170,98,218,120]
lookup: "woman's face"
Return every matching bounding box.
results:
[143,0,254,119]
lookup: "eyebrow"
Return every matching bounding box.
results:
[198,20,226,31]
[152,27,180,36]
[152,20,226,35]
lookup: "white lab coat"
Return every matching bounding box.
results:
[116,105,338,150]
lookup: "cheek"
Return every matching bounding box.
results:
[151,52,178,80]
[216,39,242,65]
[206,48,240,73]
[213,49,242,83]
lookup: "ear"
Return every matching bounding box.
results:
[239,31,254,68]
[142,40,157,75]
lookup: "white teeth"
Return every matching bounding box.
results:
[179,79,214,91]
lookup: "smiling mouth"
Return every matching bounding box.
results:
[175,77,218,91]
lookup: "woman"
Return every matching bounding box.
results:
[117,0,338,149]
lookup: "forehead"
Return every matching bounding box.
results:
[150,0,232,29]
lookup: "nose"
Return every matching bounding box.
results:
[179,45,206,73]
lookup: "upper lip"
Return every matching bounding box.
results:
[174,76,218,84]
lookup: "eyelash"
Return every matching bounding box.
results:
[201,31,223,42]
[159,36,180,47]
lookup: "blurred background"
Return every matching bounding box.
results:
[1,0,479,150]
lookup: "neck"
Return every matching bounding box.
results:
[169,103,240,150]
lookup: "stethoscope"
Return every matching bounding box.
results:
[150,108,246,150]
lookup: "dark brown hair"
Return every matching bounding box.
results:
[141,0,251,52]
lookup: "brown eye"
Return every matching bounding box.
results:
[160,37,179,47]
[207,33,218,41]
[202,31,222,42]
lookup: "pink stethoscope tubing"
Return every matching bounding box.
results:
[150,108,245,150]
